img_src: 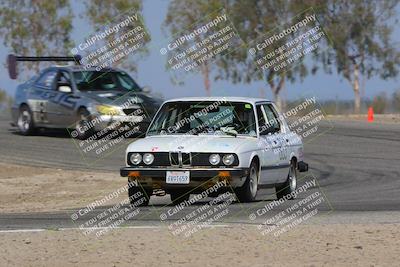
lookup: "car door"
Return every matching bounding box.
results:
[256,104,282,185]
[263,103,290,182]
[28,69,58,125]
[47,70,79,126]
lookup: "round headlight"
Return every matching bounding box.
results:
[130,153,142,165]
[209,154,221,165]
[223,154,235,165]
[143,153,154,165]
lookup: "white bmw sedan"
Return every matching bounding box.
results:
[120,97,308,205]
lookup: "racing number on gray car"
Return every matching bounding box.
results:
[35,89,78,109]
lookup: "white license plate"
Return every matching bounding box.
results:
[166,171,190,184]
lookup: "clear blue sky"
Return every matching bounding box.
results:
[0,0,399,102]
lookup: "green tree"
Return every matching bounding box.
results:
[372,92,387,114]
[164,0,224,96]
[392,89,400,112]
[313,0,399,113]
[0,0,74,72]
[84,0,150,73]
[0,89,13,112]
[212,0,313,109]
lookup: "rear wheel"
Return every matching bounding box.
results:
[17,105,35,135]
[235,160,259,202]
[128,181,150,206]
[275,160,298,200]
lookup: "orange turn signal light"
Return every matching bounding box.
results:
[128,171,140,177]
[218,171,231,177]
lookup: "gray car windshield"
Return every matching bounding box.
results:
[147,101,256,136]
[73,71,141,91]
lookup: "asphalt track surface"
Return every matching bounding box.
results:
[0,115,400,230]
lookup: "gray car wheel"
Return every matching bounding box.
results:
[17,105,35,135]
[74,108,94,140]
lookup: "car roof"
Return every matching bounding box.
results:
[164,96,272,104]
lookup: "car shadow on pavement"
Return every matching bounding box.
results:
[9,127,144,139]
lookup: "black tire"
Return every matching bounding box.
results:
[235,160,259,202]
[128,181,150,207]
[170,190,190,205]
[74,108,95,140]
[275,160,298,200]
[17,105,36,135]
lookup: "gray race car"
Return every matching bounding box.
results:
[10,60,162,138]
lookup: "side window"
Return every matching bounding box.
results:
[36,70,57,89]
[263,104,281,132]
[57,71,71,84]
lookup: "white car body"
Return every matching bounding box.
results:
[120,97,308,203]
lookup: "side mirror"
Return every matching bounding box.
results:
[58,84,72,93]
[142,86,152,93]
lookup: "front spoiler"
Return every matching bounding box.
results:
[92,114,149,132]
[120,167,249,188]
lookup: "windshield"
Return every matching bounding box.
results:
[73,71,141,92]
[147,101,257,136]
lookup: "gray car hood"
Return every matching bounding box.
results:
[78,90,161,108]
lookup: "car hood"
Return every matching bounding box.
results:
[78,90,162,108]
[126,135,258,153]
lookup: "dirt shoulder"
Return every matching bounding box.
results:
[0,162,125,213]
[0,224,399,267]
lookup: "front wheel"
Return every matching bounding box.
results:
[235,160,259,202]
[128,181,150,206]
[17,105,36,135]
[74,108,95,140]
[275,160,298,200]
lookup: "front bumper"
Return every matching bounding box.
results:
[120,167,249,190]
[92,114,149,132]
